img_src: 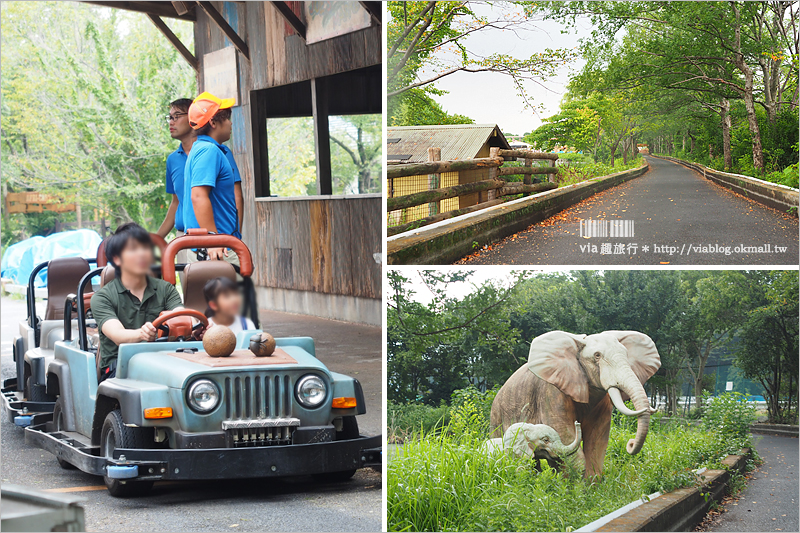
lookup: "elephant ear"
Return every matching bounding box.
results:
[609,330,661,383]
[526,331,589,404]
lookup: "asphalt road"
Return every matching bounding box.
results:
[708,433,799,532]
[0,296,382,532]
[458,155,799,265]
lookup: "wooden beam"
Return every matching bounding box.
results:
[271,1,306,40]
[146,14,198,71]
[85,1,196,21]
[197,1,250,60]
[497,182,557,196]
[497,166,557,176]
[497,148,559,160]
[312,78,332,195]
[388,199,506,237]
[387,158,502,179]
[387,179,506,212]
[251,91,270,198]
[359,1,382,24]
[171,1,189,15]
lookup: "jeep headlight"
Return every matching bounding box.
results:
[295,374,327,408]
[187,379,220,413]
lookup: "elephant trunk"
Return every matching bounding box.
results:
[614,369,653,455]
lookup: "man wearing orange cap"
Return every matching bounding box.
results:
[183,91,244,264]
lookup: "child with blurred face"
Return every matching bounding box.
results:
[203,277,255,333]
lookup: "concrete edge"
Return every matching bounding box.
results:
[387,161,650,265]
[750,423,799,437]
[651,154,799,216]
[255,286,381,327]
[596,449,752,532]
[1,282,45,298]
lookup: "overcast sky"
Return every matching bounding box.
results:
[389,267,551,305]
[425,3,594,136]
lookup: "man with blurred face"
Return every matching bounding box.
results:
[183,92,244,265]
[156,98,196,240]
[90,223,184,381]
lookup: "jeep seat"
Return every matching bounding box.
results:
[100,265,116,287]
[182,261,236,313]
[45,257,91,320]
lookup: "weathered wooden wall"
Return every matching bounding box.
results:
[193,2,382,305]
[253,196,381,298]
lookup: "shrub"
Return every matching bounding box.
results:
[701,391,757,440]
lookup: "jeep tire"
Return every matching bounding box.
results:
[101,409,154,497]
[52,399,76,469]
[313,416,359,483]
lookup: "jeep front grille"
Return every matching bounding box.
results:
[222,375,296,447]
[223,374,293,419]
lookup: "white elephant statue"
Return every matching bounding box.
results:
[484,420,582,461]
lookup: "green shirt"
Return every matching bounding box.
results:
[90,276,183,370]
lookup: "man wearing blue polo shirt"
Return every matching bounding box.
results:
[155,98,195,240]
[183,92,244,264]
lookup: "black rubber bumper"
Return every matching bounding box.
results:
[26,423,381,481]
[1,379,54,425]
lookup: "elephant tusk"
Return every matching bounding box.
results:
[608,387,651,416]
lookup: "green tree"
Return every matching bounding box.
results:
[529,1,799,172]
[734,270,799,423]
[387,1,575,125]
[330,114,382,194]
[1,1,196,239]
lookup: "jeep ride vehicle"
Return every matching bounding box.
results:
[25,231,381,497]
[2,234,168,427]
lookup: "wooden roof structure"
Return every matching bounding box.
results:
[83,1,381,72]
[386,124,511,164]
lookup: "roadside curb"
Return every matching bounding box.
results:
[387,162,649,265]
[595,449,751,532]
[651,154,799,216]
[750,423,799,437]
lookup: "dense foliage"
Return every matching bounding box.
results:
[386,1,575,126]
[388,270,799,423]
[1,2,196,245]
[525,1,799,180]
[388,392,757,532]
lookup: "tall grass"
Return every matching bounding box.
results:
[388,396,755,532]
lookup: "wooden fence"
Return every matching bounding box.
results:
[387,148,559,236]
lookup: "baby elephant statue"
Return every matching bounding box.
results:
[485,421,582,465]
[491,330,661,478]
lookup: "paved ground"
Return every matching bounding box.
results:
[458,156,799,265]
[707,433,799,532]
[0,296,382,532]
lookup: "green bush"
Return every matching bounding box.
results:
[388,404,755,532]
[701,391,757,440]
[556,156,643,188]
[763,162,799,189]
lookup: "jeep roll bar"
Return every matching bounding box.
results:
[160,230,254,283]
[27,259,97,348]
[160,229,259,328]
[76,268,103,352]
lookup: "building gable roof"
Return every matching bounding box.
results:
[386,124,510,164]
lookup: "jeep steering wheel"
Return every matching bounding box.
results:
[152,309,209,341]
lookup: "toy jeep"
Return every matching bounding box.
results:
[25,232,381,497]
[2,234,168,427]
[2,257,94,427]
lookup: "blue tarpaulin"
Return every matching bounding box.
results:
[1,230,102,287]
